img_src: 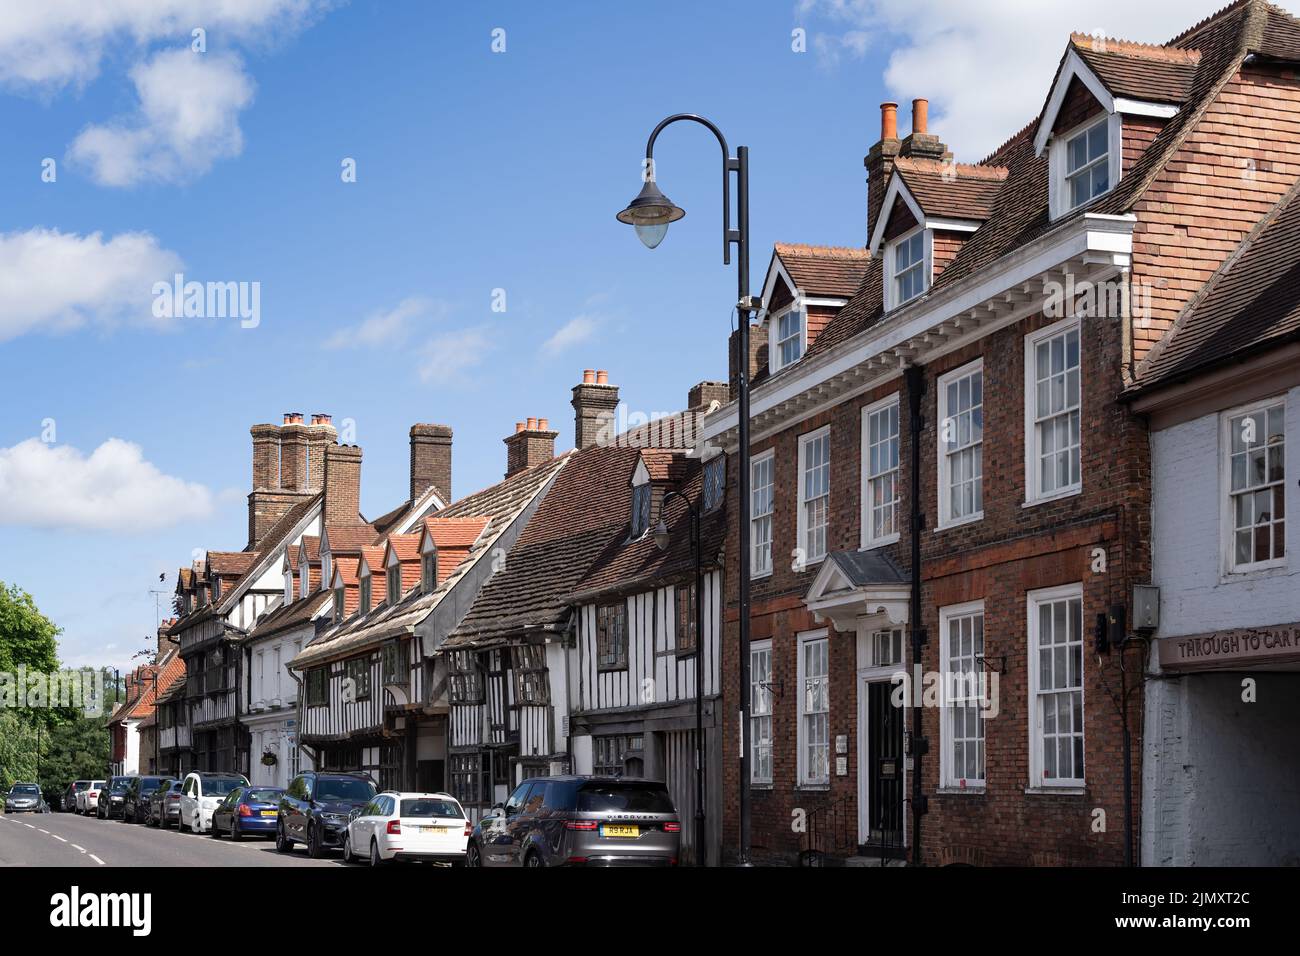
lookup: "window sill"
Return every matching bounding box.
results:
[793,555,826,573]
[796,783,831,792]
[750,782,774,791]
[935,785,986,795]
[1024,785,1086,796]
[860,533,900,551]
[1222,560,1289,581]
[934,514,983,534]
[1022,487,1081,508]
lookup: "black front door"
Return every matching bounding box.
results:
[867,681,904,852]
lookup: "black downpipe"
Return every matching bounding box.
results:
[905,366,927,864]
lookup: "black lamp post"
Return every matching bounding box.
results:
[653,489,706,866]
[619,114,757,865]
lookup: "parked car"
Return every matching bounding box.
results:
[146,779,183,828]
[4,782,44,814]
[343,791,470,866]
[76,780,108,815]
[62,780,93,812]
[466,775,680,867]
[98,776,135,819]
[177,772,250,834]
[210,786,284,840]
[276,771,377,858]
[121,775,169,824]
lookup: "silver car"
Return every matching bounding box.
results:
[467,775,680,867]
[4,783,44,813]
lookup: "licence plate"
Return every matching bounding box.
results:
[260,810,277,817]
[602,824,640,838]
[417,825,449,834]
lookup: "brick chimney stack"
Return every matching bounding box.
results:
[410,423,453,502]
[728,323,768,402]
[279,412,309,491]
[250,424,280,490]
[324,444,364,527]
[305,414,337,491]
[688,381,730,412]
[865,102,902,243]
[899,97,949,162]
[504,418,558,477]
[571,369,620,449]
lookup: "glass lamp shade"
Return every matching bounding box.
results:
[617,179,685,250]
[653,518,671,552]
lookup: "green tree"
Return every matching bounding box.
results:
[0,581,60,675]
[38,713,112,799]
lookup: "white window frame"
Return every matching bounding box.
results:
[284,570,293,605]
[939,601,986,790]
[750,639,774,786]
[750,450,775,579]
[1027,583,1085,790]
[884,225,932,311]
[1048,113,1122,220]
[797,426,831,568]
[861,395,901,549]
[769,302,807,374]
[1024,316,1083,504]
[1221,396,1288,574]
[796,629,830,788]
[299,561,309,600]
[937,359,984,529]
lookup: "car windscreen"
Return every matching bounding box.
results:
[139,778,165,793]
[202,777,245,796]
[74,781,92,790]
[577,783,676,814]
[400,798,463,818]
[110,778,132,792]
[11,785,39,795]
[244,788,283,804]
[315,778,375,803]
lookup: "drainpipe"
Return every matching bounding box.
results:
[904,365,928,864]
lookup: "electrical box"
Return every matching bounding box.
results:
[1132,585,1160,631]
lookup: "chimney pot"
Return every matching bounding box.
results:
[571,369,620,449]
[881,102,899,141]
[504,417,558,477]
[515,421,525,433]
[527,416,539,430]
[583,369,596,384]
[596,370,609,385]
[539,418,549,430]
[912,98,928,136]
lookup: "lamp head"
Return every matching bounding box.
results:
[617,179,685,249]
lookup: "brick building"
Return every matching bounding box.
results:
[703,0,1300,865]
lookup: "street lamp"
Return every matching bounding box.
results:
[653,489,706,867]
[618,113,757,865]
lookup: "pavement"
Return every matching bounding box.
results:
[0,809,346,867]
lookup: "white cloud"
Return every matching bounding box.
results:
[0,0,329,90]
[325,297,445,350]
[68,50,255,186]
[542,314,601,355]
[0,438,213,532]
[418,327,494,384]
[797,0,1291,160]
[0,228,183,342]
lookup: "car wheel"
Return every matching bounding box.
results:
[524,849,544,868]
[465,843,482,868]
[275,822,292,853]
[210,817,222,838]
[369,838,383,868]
[307,823,325,859]
[342,830,354,863]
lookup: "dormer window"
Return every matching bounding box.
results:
[631,483,651,538]
[771,305,805,373]
[359,574,372,615]
[891,228,928,307]
[386,562,402,605]
[703,455,725,512]
[284,572,293,605]
[333,586,344,624]
[299,562,309,598]
[1065,117,1110,209]
[422,547,437,594]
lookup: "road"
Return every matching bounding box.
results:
[0,810,346,867]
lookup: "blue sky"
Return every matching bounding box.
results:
[0,0,1240,670]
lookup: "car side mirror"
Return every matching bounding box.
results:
[492,802,506,814]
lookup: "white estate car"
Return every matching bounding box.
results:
[76,780,107,815]
[178,772,249,834]
[343,791,470,866]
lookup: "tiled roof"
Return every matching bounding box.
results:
[893,157,1008,221]
[290,452,569,669]
[422,516,490,549]
[246,591,332,642]
[1133,178,1300,390]
[568,454,726,602]
[207,551,258,577]
[385,532,422,563]
[805,0,1280,365]
[773,243,871,298]
[1072,34,1201,104]
[323,525,378,555]
[297,536,320,563]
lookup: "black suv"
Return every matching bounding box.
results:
[98,776,134,819]
[276,771,376,858]
[121,775,168,824]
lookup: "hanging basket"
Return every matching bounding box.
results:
[260,752,278,767]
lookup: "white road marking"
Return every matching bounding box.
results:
[89,854,105,865]
[71,844,86,853]
[24,823,35,829]
[52,835,67,842]
[38,828,49,834]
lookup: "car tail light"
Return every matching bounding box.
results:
[565,819,598,830]
[387,820,401,835]
[463,821,472,837]
[89,791,98,798]
[239,804,253,817]
[168,793,180,801]
[663,822,681,832]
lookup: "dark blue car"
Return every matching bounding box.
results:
[210,786,285,840]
